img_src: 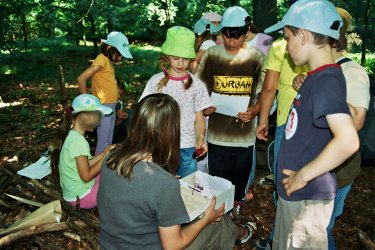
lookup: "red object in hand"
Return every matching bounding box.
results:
[192,148,205,159]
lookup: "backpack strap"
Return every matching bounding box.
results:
[337,57,352,65]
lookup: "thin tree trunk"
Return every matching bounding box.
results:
[90,14,98,53]
[253,0,277,33]
[361,0,370,66]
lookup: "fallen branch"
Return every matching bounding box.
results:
[358,229,375,250]
[0,165,99,229]
[0,223,68,247]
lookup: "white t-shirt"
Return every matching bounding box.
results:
[337,57,370,109]
[199,40,217,51]
[140,72,212,148]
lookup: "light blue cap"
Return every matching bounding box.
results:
[72,94,113,115]
[265,0,343,40]
[193,18,221,35]
[101,31,133,59]
[219,6,250,29]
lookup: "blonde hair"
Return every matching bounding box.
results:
[158,53,193,92]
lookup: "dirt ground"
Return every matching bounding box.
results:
[0,82,374,249]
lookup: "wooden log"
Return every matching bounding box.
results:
[0,223,68,247]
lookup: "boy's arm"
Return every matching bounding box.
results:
[256,70,280,140]
[77,65,102,94]
[282,113,359,196]
[348,104,367,131]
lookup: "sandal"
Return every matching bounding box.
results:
[235,222,256,245]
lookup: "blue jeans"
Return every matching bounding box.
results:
[95,103,116,155]
[245,146,257,194]
[177,147,197,178]
[273,124,285,206]
[327,182,353,250]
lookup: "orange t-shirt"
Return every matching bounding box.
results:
[91,54,118,104]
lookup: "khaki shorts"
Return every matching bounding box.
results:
[273,197,334,250]
[185,214,237,250]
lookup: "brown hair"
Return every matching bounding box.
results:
[51,106,77,183]
[101,43,122,62]
[194,29,214,52]
[158,53,193,91]
[285,25,336,47]
[106,94,180,179]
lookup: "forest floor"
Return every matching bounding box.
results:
[0,39,374,249]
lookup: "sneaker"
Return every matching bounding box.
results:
[235,222,256,245]
[255,238,272,250]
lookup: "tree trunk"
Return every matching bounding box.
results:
[20,0,28,49]
[361,0,370,66]
[90,14,98,53]
[253,0,278,33]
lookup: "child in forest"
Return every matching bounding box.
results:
[77,31,133,155]
[51,94,116,209]
[292,8,370,249]
[264,0,359,248]
[140,26,212,178]
[196,6,265,203]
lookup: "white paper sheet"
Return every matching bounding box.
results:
[17,156,51,179]
[210,92,250,117]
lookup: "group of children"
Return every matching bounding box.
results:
[50,0,370,249]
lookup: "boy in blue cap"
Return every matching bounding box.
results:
[264,0,359,249]
[196,6,265,203]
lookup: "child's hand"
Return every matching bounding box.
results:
[195,136,208,156]
[282,169,308,196]
[203,106,216,116]
[237,106,257,123]
[256,121,269,141]
[116,110,128,120]
[203,196,225,224]
[103,144,119,156]
[292,74,306,91]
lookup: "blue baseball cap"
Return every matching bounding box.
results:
[101,31,133,59]
[265,0,343,40]
[193,18,221,35]
[72,94,113,115]
[216,6,250,30]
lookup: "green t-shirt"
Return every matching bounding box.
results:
[264,39,309,126]
[59,130,94,201]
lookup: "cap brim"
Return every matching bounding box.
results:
[264,21,286,34]
[211,25,222,34]
[98,105,113,115]
[118,47,133,59]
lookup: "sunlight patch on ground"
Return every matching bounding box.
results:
[0,99,23,108]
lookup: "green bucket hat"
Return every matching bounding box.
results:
[161,26,196,59]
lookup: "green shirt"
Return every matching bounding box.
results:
[59,130,94,201]
[264,39,309,126]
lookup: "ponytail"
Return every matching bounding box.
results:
[194,27,213,53]
[51,105,75,183]
[157,53,193,92]
[245,16,258,34]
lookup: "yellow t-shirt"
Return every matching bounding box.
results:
[91,53,118,104]
[264,39,309,126]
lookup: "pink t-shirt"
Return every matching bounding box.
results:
[140,72,212,148]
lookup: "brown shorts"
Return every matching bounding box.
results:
[185,214,237,250]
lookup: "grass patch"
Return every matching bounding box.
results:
[0,38,161,102]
